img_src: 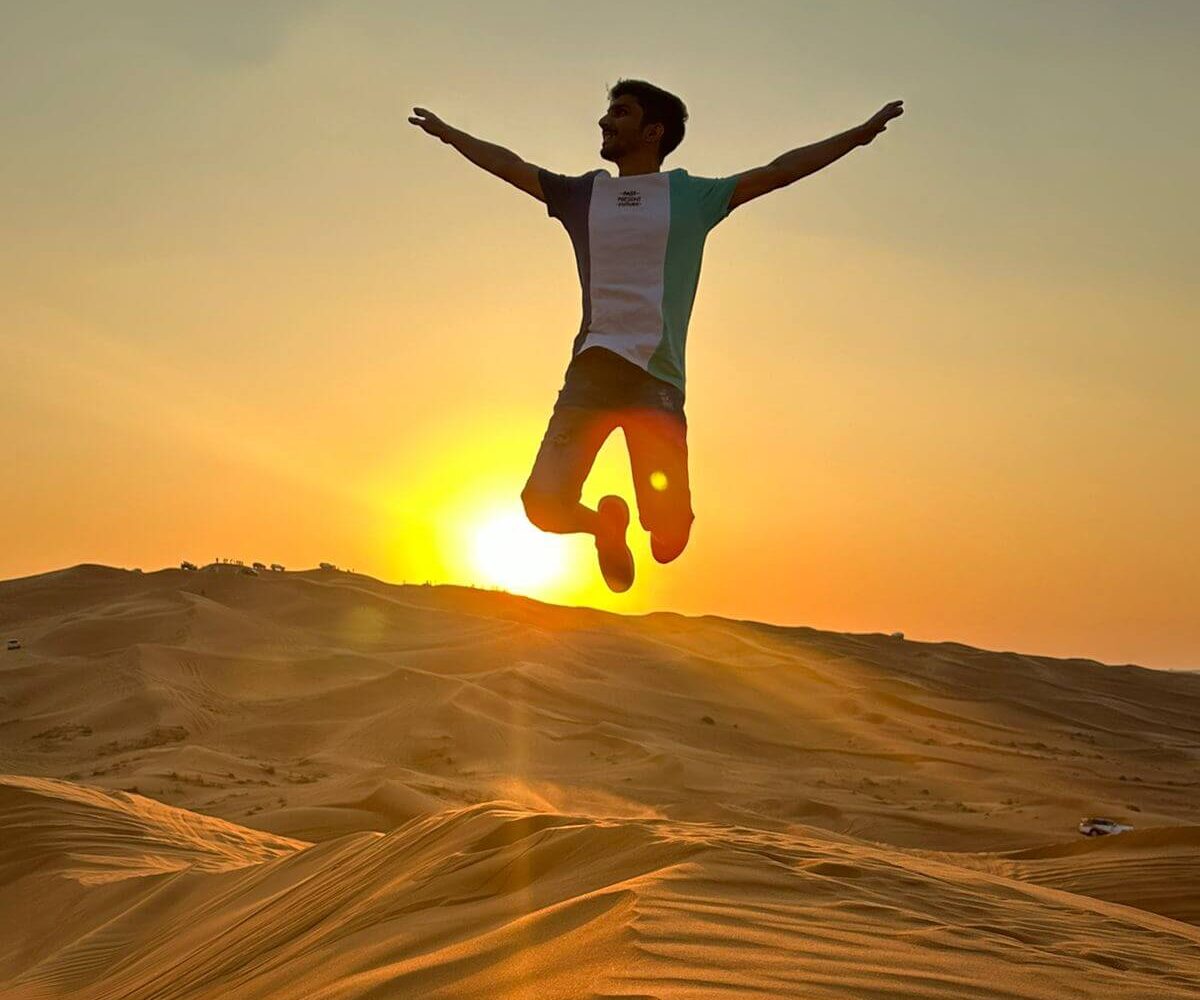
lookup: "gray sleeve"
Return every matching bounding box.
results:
[538,168,588,221]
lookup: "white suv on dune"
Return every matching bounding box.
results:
[1078,817,1133,837]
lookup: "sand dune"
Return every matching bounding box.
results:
[3,782,1199,999]
[1,564,1199,997]
[0,774,305,884]
[977,826,1200,925]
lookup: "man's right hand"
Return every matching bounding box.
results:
[408,109,546,204]
[408,107,451,141]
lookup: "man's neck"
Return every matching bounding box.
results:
[615,153,662,177]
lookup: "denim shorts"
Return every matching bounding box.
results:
[523,347,694,542]
[553,347,686,415]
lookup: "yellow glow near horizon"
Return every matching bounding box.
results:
[469,509,569,594]
[368,415,621,606]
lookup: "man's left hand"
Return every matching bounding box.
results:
[860,100,905,145]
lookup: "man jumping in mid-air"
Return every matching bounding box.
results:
[410,80,903,592]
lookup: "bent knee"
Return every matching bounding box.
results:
[521,486,575,533]
[648,515,694,564]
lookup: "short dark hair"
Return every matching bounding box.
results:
[608,79,688,162]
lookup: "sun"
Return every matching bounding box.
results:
[469,508,569,594]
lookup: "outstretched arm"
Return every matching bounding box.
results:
[408,107,545,203]
[728,100,904,211]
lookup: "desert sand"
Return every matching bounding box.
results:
[1,563,1198,998]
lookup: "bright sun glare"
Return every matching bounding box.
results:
[470,509,568,594]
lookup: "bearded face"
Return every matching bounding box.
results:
[598,94,661,163]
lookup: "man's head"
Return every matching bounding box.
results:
[599,79,688,166]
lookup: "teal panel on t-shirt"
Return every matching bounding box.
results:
[648,171,739,391]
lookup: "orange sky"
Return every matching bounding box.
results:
[3,1,1198,668]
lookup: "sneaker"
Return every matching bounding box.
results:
[595,495,635,592]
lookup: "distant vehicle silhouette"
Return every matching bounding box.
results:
[252,562,267,571]
[319,562,337,571]
[889,631,904,639]
[5,639,20,651]
[1079,817,1133,837]
[269,563,285,572]
[180,561,198,571]
[240,566,258,576]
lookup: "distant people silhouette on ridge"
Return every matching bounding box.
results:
[411,81,904,592]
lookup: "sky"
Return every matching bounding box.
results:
[2,0,1198,668]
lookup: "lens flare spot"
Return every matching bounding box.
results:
[649,470,669,492]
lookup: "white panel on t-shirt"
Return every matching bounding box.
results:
[582,172,671,367]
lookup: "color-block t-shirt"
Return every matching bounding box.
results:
[538,167,738,395]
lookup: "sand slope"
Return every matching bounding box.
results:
[3,781,1199,999]
[1,564,1199,997]
[972,826,1200,925]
